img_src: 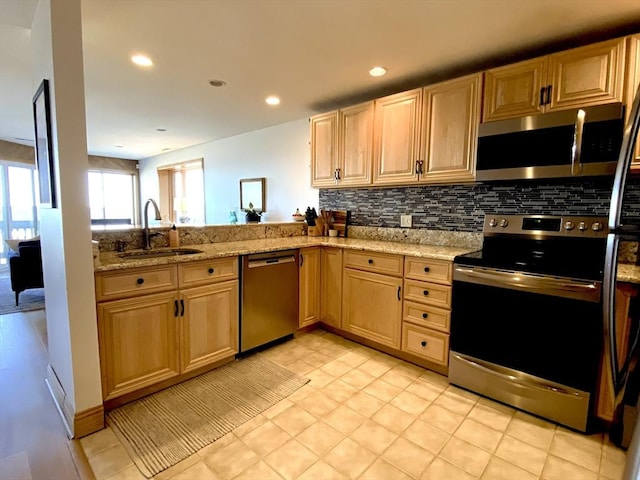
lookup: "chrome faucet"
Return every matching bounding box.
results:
[143,198,162,250]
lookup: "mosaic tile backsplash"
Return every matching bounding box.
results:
[319,177,640,232]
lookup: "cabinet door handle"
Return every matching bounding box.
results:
[208,267,214,274]
[423,290,429,296]
[180,299,185,316]
[422,313,428,319]
[397,286,401,301]
[421,340,428,347]
[300,254,304,267]
[136,278,144,285]
[545,85,552,106]
[539,87,546,106]
[368,259,374,264]
[334,168,341,180]
[174,300,178,317]
[415,159,424,175]
[423,267,430,273]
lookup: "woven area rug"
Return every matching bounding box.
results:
[107,355,310,478]
[0,277,45,315]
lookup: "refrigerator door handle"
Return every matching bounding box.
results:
[603,234,623,395]
[609,83,640,230]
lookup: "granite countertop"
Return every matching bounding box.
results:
[616,263,640,284]
[94,236,478,272]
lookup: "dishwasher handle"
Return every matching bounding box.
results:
[247,255,296,268]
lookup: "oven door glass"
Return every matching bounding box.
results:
[451,280,602,393]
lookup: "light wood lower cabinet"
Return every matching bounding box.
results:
[96,258,239,401]
[342,259,403,349]
[180,280,238,373]
[97,291,180,401]
[321,248,343,328]
[299,247,321,328]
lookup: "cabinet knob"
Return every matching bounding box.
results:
[424,267,430,273]
[423,290,429,296]
[422,313,428,319]
[421,341,427,347]
[208,268,214,274]
[136,278,144,285]
[368,259,373,264]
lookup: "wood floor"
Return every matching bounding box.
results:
[0,309,80,480]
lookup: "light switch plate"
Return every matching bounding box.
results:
[400,215,412,228]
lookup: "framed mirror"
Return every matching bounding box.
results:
[240,177,265,212]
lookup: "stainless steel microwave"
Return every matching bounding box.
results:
[476,103,625,181]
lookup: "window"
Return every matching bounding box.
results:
[89,171,137,228]
[158,159,204,225]
[0,163,39,267]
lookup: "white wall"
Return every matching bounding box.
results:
[32,0,102,419]
[139,119,319,224]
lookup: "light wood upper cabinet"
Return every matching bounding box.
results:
[626,35,640,168]
[310,103,373,188]
[299,247,321,328]
[179,280,238,374]
[421,74,481,183]
[321,248,342,328]
[98,291,180,401]
[372,89,422,185]
[483,37,626,122]
[339,102,373,186]
[310,112,339,187]
[483,57,547,121]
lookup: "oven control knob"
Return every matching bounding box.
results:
[564,221,575,231]
[499,219,509,228]
[592,222,603,232]
[578,221,587,231]
[488,218,497,228]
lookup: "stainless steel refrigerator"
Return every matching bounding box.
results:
[604,82,640,480]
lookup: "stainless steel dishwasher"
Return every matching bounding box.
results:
[240,250,299,353]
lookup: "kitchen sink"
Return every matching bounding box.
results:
[118,247,203,259]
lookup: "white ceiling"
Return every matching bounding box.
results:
[1,0,640,160]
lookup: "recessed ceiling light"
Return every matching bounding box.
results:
[209,79,226,87]
[369,66,387,77]
[161,148,171,151]
[131,54,153,67]
[265,96,280,106]
[115,145,124,148]
[156,128,167,132]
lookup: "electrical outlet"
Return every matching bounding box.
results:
[400,215,412,228]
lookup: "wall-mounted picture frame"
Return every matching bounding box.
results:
[32,79,56,208]
[240,177,266,212]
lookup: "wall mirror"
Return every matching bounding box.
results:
[240,177,266,212]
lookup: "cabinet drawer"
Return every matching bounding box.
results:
[95,265,177,301]
[402,323,449,366]
[344,250,403,277]
[403,300,450,332]
[404,279,451,309]
[178,257,238,287]
[404,257,452,285]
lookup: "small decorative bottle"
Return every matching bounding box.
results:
[169,224,180,247]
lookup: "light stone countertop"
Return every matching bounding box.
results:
[94,236,478,272]
[616,263,640,284]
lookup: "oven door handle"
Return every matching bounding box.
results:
[451,353,583,397]
[454,266,601,302]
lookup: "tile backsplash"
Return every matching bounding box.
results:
[319,177,640,232]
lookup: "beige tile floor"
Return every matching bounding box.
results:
[81,329,628,480]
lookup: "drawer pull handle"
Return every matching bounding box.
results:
[424,267,430,273]
[368,259,373,264]
[423,290,429,296]
[136,278,144,285]
[422,313,428,319]
[397,286,401,301]
[208,268,214,274]
[421,341,428,347]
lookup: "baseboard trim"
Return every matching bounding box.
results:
[46,364,105,439]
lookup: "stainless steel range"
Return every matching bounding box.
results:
[450,214,608,432]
